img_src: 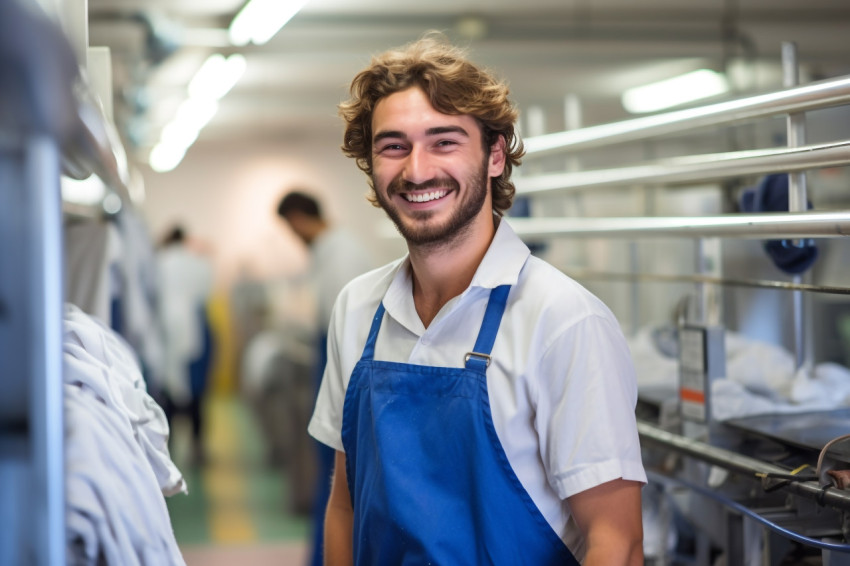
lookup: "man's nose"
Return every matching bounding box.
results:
[401,146,435,185]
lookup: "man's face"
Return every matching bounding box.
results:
[283,212,312,246]
[369,87,504,249]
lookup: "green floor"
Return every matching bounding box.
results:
[165,395,310,546]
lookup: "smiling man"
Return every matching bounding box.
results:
[307,33,646,565]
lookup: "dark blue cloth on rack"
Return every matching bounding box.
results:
[739,173,819,275]
[509,196,547,255]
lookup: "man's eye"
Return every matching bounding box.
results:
[379,143,405,152]
[434,140,461,151]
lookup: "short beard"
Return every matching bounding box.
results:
[374,155,490,250]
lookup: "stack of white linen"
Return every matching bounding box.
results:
[63,303,186,565]
[628,325,850,420]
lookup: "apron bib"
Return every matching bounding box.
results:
[341,285,578,565]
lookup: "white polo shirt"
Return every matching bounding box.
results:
[308,218,646,556]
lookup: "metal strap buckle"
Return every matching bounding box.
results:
[464,352,491,367]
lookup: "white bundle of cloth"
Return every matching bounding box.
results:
[628,325,850,420]
[63,303,186,566]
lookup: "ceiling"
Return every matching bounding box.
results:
[85,0,850,165]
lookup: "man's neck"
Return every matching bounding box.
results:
[407,215,497,328]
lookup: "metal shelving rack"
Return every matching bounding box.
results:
[0,1,128,564]
[513,43,850,564]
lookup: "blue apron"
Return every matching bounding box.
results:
[341,285,579,565]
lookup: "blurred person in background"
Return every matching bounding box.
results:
[276,190,373,566]
[155,225,215,467]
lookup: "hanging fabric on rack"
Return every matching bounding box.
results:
[738,173,819,275]
[64,218,123,325]
[112,208,166,390]
[63,303,186,565]
[64,210,167,393]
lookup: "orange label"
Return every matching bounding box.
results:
[680,388,705,404]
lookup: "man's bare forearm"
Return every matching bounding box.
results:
[323,501,353,566]
[323,450,354,566]
[569,479,644,566]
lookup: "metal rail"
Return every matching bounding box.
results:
[506,211,850,239]
[515,140,850,196]
[523,74,850,157]
[62,83,128,199]
[638,421,850,511]
[558,269,850,296]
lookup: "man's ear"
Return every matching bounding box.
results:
[488,135,507,178]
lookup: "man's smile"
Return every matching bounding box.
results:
[403,190,449,203]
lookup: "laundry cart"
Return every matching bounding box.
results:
[509,43,850,565]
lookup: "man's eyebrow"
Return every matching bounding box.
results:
[425,126,469,137]
[372,126,470,144]
[373,130,406,144]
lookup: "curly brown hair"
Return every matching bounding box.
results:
[339,32,524,216]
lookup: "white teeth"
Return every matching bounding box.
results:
[404,190,447,203]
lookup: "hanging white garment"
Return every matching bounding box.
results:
[113,209,166,390]
[63,304,186,566]
[64,219,123,324]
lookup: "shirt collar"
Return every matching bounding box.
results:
[382,216,530,334]
[469,216,530,290]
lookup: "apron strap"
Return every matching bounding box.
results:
[360,302,386,361]
[465,285,511,371]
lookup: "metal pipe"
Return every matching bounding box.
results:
[782,42,809,215]
[516,140,850,196]
[781,41,811,374]
[638,421,850,511]
[557,269,850,296]
[27,134,67,566]
[506,211,850,240]
[523,73,850,157]
[629,241,640,335]
[694,239,707,325]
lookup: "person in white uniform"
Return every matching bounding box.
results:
[155,225,214,465]
[277,190,373,566]
[309,33,646,565]
[277,191,374,338]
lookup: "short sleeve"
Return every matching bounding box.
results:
[534,313,647,499]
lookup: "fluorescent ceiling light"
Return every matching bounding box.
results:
[149,99,218,172]
[174,98,219,138]
[621,69,730,114]
[188,54,246,100]
[160,120,200,150]
[149,142,187,173]
[229,0,309,46]
[149,51,242,173]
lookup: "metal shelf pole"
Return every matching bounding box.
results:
[524,74,850,157]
